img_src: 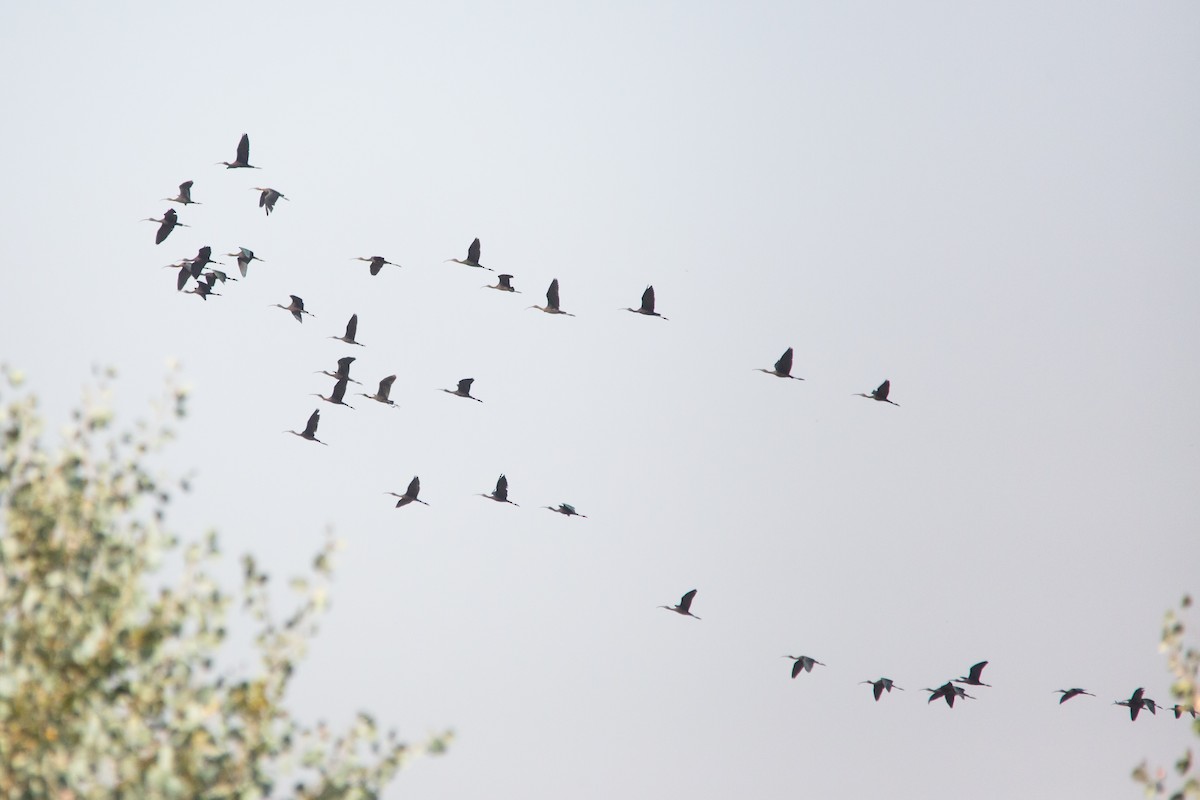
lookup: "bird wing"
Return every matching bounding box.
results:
[237,133,250,164]
[467,238,481,264]
[406,476,421,498]
[775,348,794,375]
[679,589,697,612]
[259,189,270,208]
[457,378,474,394]
[791,660,804,679]
[498,274,513,288]
[496,474,509,497]
[378,375,396,397]
[968,661,988,682]
[176,266,190,291]
[336,356,356,373]
[303,409,320,436]
[179,180,193,198]
[875,380,891,400]
[290,295,304,309]
[547,279,561,309]
[345,314,358,340]
[641,285,655,313]
[197,245,212,262]
[873,682,884,700]
[330,377,349,402]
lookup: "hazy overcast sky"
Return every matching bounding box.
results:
[2,2,1198,797]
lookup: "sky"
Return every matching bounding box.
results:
[2,2,1199,797]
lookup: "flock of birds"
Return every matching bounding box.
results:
[144,133,1193,722]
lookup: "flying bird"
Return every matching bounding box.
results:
[445,237,490,270]
[163,180,199,205]
[485,274,519,293]
[316,356,362,386]
[312,376,354,409]
[954,661,991,687]
[359,375,398,407]
[353,256,401,275]
[185,274,221,301]
[1169,704,1198,719]
[253,187,287,215]
[543,503,586,518]
[925,681,974,708]
[529,279,574,316]
[1115,687,1158,721]
[218,133,259,169]
[272,295,313,323]
[225,247,263,278]
[442,378,482,402]
[479,474,518,506]
[1054,688,1095,704]
[624,285,667,320]
[861,678,904,701]
[386,476,428,508]
[856,379,899,406]
[143,209,187,245]
[284,409,326,445]
[330,314,364,346]
[756,347,802,380]
[660,589,700,620]
[783,655,826,678]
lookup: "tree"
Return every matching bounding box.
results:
[1133,595,1199,799]
[0,366,449,798]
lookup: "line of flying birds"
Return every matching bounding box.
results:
[145,134,1192,722]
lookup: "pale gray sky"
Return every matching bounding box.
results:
[2,2,1198,797]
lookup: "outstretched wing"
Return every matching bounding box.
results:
[345,314,358,340]
[547,278,561,309]
[679,589,697,612]
[378,375,396,398]
[640,285,655,313]
[303,409,320,436]
[289,295,304,309]
[775,347,794,375]
[467,237,481,264]
[875,380,891,400]
[336,356,356,374]
[330,377,349,403]
[179,180,193,199]
[236,133,250,164]
[495,473,509,498]
[457,378,475,394]
[498,274,514,289]
[406,476,421,498]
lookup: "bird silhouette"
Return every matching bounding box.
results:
[544,503,586,518]
[143,209,187,245]
[330,314,365,346]
[529,279,574,316]
[442,378,482,402]
[218,133,259,169]
[1054,688,1095,704]
[316,356,362,386]
[224,247,263,278]
[284,409,326,445]
[1169,704,1198,719]
[756,347,802,380]
[272,295,313,323]
[925,681,974,708]
[783,655,825,678]
[479,474,519,506]
[1115,687,1158,721]
[624,285,667,320]
[445,237,490,270]
[660,589,700,619]
[485,274,519,292]
[359,375,398,407]
[861,678,904,701]
[386,476,428,508]
[253,187,287,215]
[312,376,354,409]
[855,379,899,406]
[353,256,402,275]
[954,661,991,687]
[163,180,199,205]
